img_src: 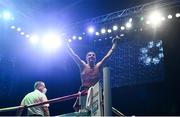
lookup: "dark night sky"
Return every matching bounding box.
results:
[0,0,180,116]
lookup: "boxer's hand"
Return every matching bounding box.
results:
[112,36,121,44]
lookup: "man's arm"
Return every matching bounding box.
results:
[97,37,120,66]
[42,106,50,116]
[66,42,86,67]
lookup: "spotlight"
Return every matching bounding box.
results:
[98,39,102,41]
[140,40,164,65]
[159,53,164,58]
[156,40,162,47]
[17,27,21,32]
[161,17,165,21]
[148,41,154,48]
[152,58,160,64]
[88,26,95,33]
[68,39,72,42]
[78,36,82,40]
[20,32,25,35]
[146,20,151,25]
[10,25,15,29]
[26,34,30,38]
[140,48,148,54]
[72,35,77,40]
[42,33,61,50]
[29,35,39,45]
[144,57,151,65]
[2,11,12,20]
[176,13,180,18]
[125,22,132,28]
[140,17,144,21]
[148,11,162,25]
[168,15,172,19]
[95,32,100,36]
[101,28,106,34]
[120,34,124,37]
[120,26,125,30]
[107,29,112,33]
[129,18,132,22]
[112,25,118,31]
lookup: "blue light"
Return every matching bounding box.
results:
[140,48,148,54]
[140,40,164,66]
[144,57,151,65]
[156,40,162,47]
[158,53,164,58]
[88,26,95,33]
[2,11,12,20]
[152,58,160,64]
[148,41,154,48]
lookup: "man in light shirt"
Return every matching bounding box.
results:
[16,81,50,116]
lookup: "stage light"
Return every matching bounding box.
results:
[88,26,95,33]
[140,48,148,54]
[95,32,100,36]
[140,17,144,21]
[161,17,165,21]
[112,25,118,31]
[107,29,112,33]
[41,33,61,50]
[168,15,172,19]
[176,13,180,18]
[26,34,30,38]
[148,41,154,48]
[129,18,132,22]
[2,11,12,20]
[156,41,162,47]
[159,47,163,51]
[120,26,125,30]
[158,53,164,58]
[144,57,151,65]
[20,32,25,35]
[152,58,160,64]
[17,27,21,32]
[146,20,151,25]
[29,35,39,45]
[101,28,106,34]
[10,25,15,29]
[68,39,72,42]
[78,36,82,40]
[120,34,124,37]
[140,40,164,66]
[125,22,132,28]
[148,11,162,26]
[72,35,77,40]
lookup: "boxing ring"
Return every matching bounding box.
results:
[0,67,124,116]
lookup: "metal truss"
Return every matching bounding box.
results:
[72,0,180,26]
